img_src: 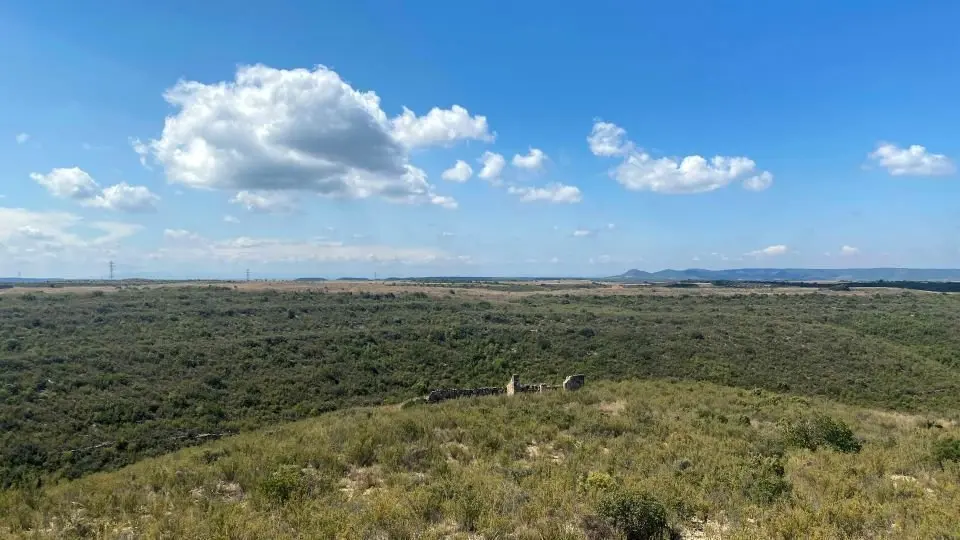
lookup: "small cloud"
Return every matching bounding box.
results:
[507,183,582,204]
[440,231,456,237]
[130,138,151,168]
[747,244,788,257]
[840,245,859,256]
[692,255,701,261]
[606,223,616,230]
[231,190,297,213]
[549,256,560,264]
[512,148,547,170]
[441,160,473,182]
[868,142,955,176]
[478,151,506,183]
[743,171,774,191]
[163,229,203,242]
[223,215,240,224]
[15,133,30,144]
[30,167,159,212]
[572,229,593,237]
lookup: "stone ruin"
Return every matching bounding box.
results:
[425,373,585,403]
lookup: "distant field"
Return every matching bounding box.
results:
[2,283,960,488]
[0,278,922,297]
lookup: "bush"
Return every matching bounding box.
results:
[782,414,862,453]
[741,455,791,504]
[584,471,615,493]
[597,489,670,540]
[259,465,305,503]
[931,437,960,465]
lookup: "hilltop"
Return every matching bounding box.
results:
[1,379,957,538]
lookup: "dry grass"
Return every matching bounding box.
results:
[2,379,958,539]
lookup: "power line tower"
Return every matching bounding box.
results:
[246,268,250,282]
[109,261,115,280]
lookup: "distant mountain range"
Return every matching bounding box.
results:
[613,268,960,282]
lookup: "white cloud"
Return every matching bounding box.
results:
[512,148,547,170]
[840,245,859,256]
[742,171,774,191]
[587,122,628,157]
[429,193,458,210]
[606,223,616,230]
[164,229,203,242]
[230,190,298,213]
[692,256,701,262]
[747,244,788,257]
[590,121,774,194]
[440,231,456,237]
[223,214,240,224]
[30,167,159,212]
[391,105,493,148]
[549,256,560,264]
[30,168,101,200]
[507,183,582,203]
[572,229,593,237]
[89,221,142,245]
[478,151,506,182]
[0,208,141,272]
[86,183,160,212]
[868,142,955,176]
[0,208,81,245]
[15,133,30,144]
[136,64,460,208]
[441,160,473,182]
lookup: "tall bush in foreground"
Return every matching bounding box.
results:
[597,489,671,540]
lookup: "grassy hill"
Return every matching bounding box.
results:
[1,379,958,538]
[3,285,960,488]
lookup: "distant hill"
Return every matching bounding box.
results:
[613,268,960,282]
[0,277,65,283]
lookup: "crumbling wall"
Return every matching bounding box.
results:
[425,374,584,404]
[426,387,505,403]
[563,374,585,391]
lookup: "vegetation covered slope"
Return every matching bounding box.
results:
[3,286,960,487]
[1,380,958,539]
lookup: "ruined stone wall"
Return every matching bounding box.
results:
[425,374,584,404]
[426,387,505,403]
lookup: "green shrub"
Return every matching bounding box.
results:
[345,433,378,467]
[584,471,615,493]
[741,455,791,504]
[259,465,305,503]
[782,414,862,453]
[597,489,671,540]
[931,437,960,465]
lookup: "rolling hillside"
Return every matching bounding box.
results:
[1,379,957,538]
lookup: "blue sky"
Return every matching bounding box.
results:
[3,1,960,278]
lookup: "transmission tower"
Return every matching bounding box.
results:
[109,261,115,280]
[246,268,250,282]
